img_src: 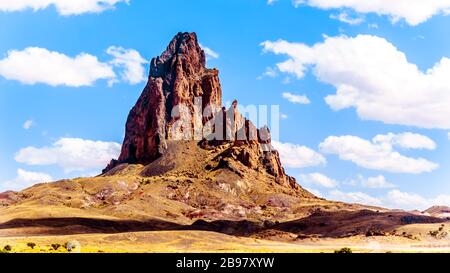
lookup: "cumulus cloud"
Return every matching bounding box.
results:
[299,173,338,188]
[23,120,34,130]
[329,189,450,211]
[293,0,450,26]
[329,190,383,206]
[282,92,311,104]
[1,169,53,191]
[267,0,278,5]
[384,190,430,210]
[0,46,148,87]
[15,138,121,173]
[330,12,364,25]
[300,173,394,190]
[107,46,147,85]
[272,141,326,168]
[304,187,323,198]
[0,0,129,15]
[319,135,438,174]
[199,44,219,60]
[257,67,278,80]
[0,47,116,87]
[373,132,437,150]
[356,175,396,189]
[261,35,450,129]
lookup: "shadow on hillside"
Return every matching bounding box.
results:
[0,210,445,238]
[0,217,265,237]
[0,217,183,236]
[272,210,445,238]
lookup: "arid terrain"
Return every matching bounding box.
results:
[1,140,448,253]
[1,32,448,253]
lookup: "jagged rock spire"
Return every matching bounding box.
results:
[110,32,222,167]
[103,32,302,192]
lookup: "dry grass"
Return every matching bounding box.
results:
[3,229,450,253]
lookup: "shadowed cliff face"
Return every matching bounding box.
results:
[104,32,304,192]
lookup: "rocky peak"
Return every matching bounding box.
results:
[150,32,206,78]
[107,32,222,168]
[104,32,306,194]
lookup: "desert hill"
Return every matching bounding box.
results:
[423,206,450,219]
[0,32,446,252]
[0,140,372,237]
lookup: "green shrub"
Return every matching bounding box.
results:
[51,243,62,251]
[3,245,12,252]
[334,247,352,254]
[429,230,440,237]
[27,242,36,249]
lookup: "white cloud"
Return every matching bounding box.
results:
[23,120,34,130]
[293,0,450,26]
[0,47,116,87]
[373,132,437,150]
[282,92,311,104]
[384,190,430,210]
[328,188,450,210]
[199,44,219,60]
[330,12,364,25]
[1,169,53,192]
[272,141,326,168]
[0,0,129,16]
[0,46,148,87]
[329,190,383,206]
[267,0,278,5]
[280,113,288,120]
[299,173,338,188]
[261,35,450,129]
[107,46,147,85]
[305,187,322,198]
[358,175,396,189]
[257,67,278,80]
[382,190,450,210]
[15,138,121,173]
[319,135,438,174]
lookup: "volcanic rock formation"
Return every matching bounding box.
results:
[3,33,447,248]
[104,32,304,192]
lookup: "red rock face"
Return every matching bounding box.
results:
[104,32,300,191]
[114,32,223,166]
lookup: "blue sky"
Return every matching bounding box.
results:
[1,0,450,210]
